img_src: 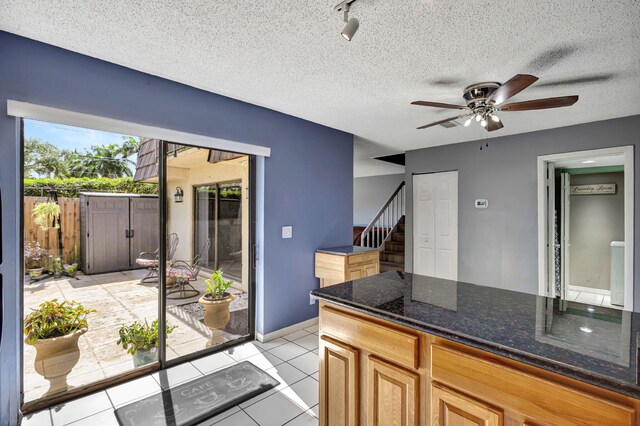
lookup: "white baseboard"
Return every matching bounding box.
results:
[256,317,318,343]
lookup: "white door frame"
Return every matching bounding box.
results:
[537,146,634,310]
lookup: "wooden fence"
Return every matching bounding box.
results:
[24,197,80,263]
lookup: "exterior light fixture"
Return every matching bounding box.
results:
[174,186,184,203]
[334,0,359,41]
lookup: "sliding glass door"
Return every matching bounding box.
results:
[194,181,243,279]
[21,124,255,410]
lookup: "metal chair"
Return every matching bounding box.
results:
[166,238,211,299]
[136,233,179,283]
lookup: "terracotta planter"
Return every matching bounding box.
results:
[199,293,235,329]
[27,328,86,396]
[132,346,158,368]
[27,268,44,278]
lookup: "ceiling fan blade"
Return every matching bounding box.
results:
[417,114,468,130]
[499,95,579,111]
[486,119,504,132]
[486,74,539,105]
[411,101,468,110]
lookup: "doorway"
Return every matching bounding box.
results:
[412,171,458,280]
[537,147,634,310]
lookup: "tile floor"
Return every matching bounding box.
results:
[22,324,321,426]
[566,287,622,309]
[23,270,248,403]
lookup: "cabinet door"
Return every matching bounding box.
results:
[363,263,378,277]
[431,382,502,426]
[319,336,358,426]
[347,265,364,280]
[130,197,159,268]
[367,356,419,426]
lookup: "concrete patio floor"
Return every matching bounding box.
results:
[23,269,248,403]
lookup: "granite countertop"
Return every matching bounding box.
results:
[310,271,640,399]
[316,246,379,256]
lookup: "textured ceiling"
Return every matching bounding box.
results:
[2,0,640,177]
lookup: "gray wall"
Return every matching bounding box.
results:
[569,172,625,290]
[405,115,640,310]
[354,173,404,226]
[0,31,352,423]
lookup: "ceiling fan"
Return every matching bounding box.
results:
[411,74,579,132]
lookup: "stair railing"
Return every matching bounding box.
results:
[360,181,405,248]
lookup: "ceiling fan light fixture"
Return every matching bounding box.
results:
[464,118,472,127]
[475,115,481,122]
[480,119,487,127]
[491,115,500,122]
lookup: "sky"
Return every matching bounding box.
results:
[24,119,136,151]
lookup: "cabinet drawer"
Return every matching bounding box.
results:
[320,305,419,369]
[347,251,379,266]
[431,345,635,426]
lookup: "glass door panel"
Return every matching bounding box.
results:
[165,144,251,360]
[21,120,160,406]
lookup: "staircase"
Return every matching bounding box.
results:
[359,181,405,273]
[380,216,405,272]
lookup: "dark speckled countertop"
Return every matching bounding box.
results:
[310,271,640,399]
[316,246,379,255]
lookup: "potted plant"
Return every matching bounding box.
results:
[47,256,63,278]
[117,319,177,367]
[199,270,235,329]
[24,299,96,396]
[25,241,47,278]
[63,263,79,278]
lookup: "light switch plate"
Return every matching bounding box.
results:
[282,226,293,239]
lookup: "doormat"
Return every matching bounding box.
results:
[115,361,279,426]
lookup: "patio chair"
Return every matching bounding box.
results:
[135,233,179,283]
[166,238,211,299]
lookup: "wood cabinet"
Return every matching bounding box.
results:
[315,250,379,287]
[431,382,502,426]
[368,356,419,426]
[318,302,639,426]
[319,336,359,426]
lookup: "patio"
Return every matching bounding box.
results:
[23,269,248,403]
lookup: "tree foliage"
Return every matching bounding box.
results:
[24,136,141,179]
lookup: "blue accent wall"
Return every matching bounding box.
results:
[0,31,353,422]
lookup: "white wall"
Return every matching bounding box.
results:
[569,172,625,290]
[353,173,404,226]
[166,153,249,291]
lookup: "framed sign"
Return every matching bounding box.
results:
[570,183,616,195]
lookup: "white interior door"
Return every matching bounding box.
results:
[560,172,571,301]
[413,171,458,280]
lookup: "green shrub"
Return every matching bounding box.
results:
[117,319,177,355]
[24,177,158,198]
[24,299,96,344]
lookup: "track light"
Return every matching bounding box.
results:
[342,17,359,41]
[464,118,472,127]
[335,0,359,41]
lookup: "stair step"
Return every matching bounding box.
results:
[380,251,404,263]
[391,232,405,243]
[384,241,404,252]
[380,261,404,273]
